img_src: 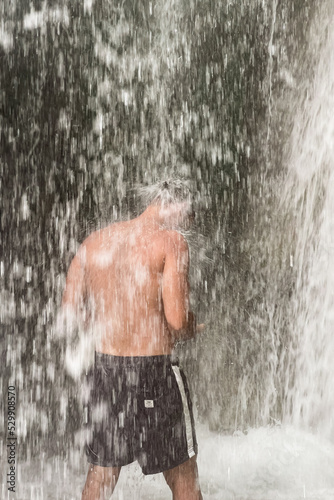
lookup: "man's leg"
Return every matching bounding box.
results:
[82,464,121,500]
[163,456,203,500]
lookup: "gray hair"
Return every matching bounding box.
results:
[137,179,194,208]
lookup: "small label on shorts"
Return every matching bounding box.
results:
[144,400,154,408]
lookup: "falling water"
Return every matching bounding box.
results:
[281,2,334,440]
[2,0,334,498]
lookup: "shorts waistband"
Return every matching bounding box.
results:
[95,351,179,367]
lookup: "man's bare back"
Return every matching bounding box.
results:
[62,203,197,357]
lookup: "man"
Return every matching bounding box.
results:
[62,181,203,499]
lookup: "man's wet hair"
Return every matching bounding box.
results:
[138,179,194,208]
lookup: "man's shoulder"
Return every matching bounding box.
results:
[161,230,188,252]
[77,224,114,257]
[81,222,123,247]
[79,229,101,252]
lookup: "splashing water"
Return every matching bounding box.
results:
[5,424,334,499]
[281,2,334,441]
[2,0,334,499]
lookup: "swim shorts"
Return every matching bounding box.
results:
[85,352,198,475]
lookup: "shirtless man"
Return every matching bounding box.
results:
[62,182,203,500]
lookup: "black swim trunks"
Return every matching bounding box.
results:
[85,352,198,475]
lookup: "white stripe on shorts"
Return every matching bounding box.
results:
[171,365,195,458]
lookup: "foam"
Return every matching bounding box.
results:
[11,425,334,500]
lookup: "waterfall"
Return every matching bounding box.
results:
[281,2,334,439]
[3,1,334,498]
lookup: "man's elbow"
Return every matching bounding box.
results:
[167,312,196,340]
[167,315,186,332]
[54,305,78,339]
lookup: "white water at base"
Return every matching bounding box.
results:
[4,424,334,500]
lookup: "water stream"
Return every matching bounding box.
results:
[2,0,334,498]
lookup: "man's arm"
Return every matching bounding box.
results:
[55,247,87,339]
[55,245,95,378]
[162,232,197,341]
[62,251,86,311]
